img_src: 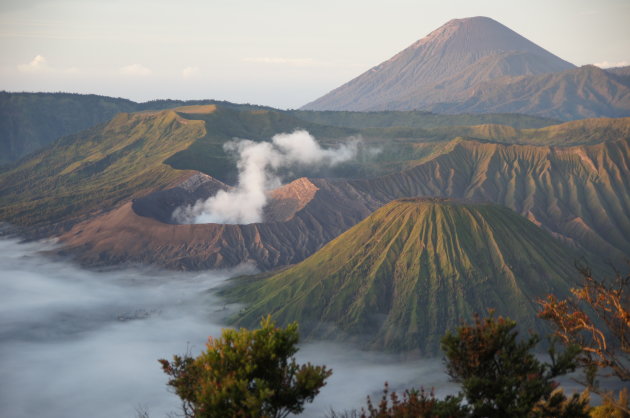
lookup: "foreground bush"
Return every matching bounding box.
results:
[336,313,590,418]
[441,313,590,417]
[159,316,331,418]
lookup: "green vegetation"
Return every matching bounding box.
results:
[166,314,591,417]
[159,317,331,418]
[441,314,589,417]
[330,314,589,417]
[0,92,248,164]
[346,384,467,418]
[222,199,596,353]
[0,110,206,226]
[291,110,560,130]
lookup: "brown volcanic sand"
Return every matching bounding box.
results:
[59,176,379,270]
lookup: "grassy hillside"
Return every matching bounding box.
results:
[0,92,271,165]
[348,133,630,261]
[0,105,359,228]
[291,110,559,130]
[0,109,206,227]
[0,91,563,167]
[223,198,594,354]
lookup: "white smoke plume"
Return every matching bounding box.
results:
[172,130,360,224]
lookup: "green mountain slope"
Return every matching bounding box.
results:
[0,109,207,227]
[1,98,628,271]
[223,198,591,354]
[343,124,630,261]
[0,104,357,229]
[291,110,559,130]
[0,92,270,165]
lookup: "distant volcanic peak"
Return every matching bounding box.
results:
[413,16,504,48]
[407,16,571,63]
[302,16,575,112]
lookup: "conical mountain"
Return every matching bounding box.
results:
[302,16,574,111]
[223,198,593,354]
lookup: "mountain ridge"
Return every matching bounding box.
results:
[54,122,630,270]
[2,103,628,270]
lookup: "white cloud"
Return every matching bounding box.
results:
[17,55,50,73]
[119,63,152,76]
[593,60,629,68]
[243,57,319,67]
[181,66,200,78]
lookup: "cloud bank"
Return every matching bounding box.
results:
[17,55,49,73]
[119,63,152,76]
[593,60,629,68]
[243,57,320,67]
[0,237,455,418]
[181,66,200,78]
[172,130,360,224]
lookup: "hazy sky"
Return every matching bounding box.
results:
[1,0,628,108]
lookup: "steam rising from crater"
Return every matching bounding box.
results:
[172,130,360,224]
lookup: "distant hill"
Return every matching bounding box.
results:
[606,65,630,79]
[0,108,208,229]
[428,65,630,120]
[0,92,270,165]
[291,110,559,130]
[302,17,630,120]
[223,198,594,353]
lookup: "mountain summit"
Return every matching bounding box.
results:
[302,17,575,112]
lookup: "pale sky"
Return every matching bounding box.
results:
[1,0,628,109]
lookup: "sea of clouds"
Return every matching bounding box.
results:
[0,237,456,417]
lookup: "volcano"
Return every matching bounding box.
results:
[302,17,630,120]
[302,16,574,111]
[223,198,595,354]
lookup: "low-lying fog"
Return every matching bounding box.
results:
[0,237,454,418]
